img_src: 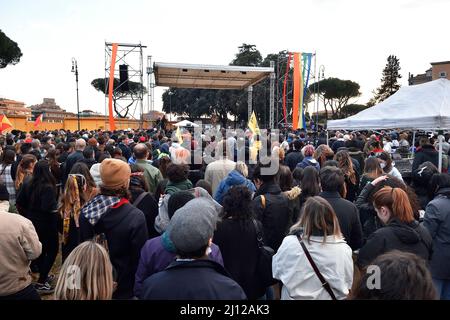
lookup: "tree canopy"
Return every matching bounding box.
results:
[0,30,22,69]
[374,55,402,103]
[309,77,361,119]
[91,78,146,118]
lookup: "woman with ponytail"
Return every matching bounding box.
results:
[357,186,432,268]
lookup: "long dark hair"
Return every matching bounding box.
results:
[300,166,321,197]
[70,162,97,191]
[30,160,56,204]
[1,149,15,168]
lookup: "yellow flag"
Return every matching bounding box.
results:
[248,111,260,135]
[176,126,183,144]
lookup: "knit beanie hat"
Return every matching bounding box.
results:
[90,163,102,187]
[167,198,218,254]
[99,158,131,189]
[88,138,98,147]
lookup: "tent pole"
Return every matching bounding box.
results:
[326,130,329,146]
[438,133,443,173]
[411,131,416,158]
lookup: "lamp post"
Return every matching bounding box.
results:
[317,65,325,131]
[168,91,174,122]
[71,58,80,131]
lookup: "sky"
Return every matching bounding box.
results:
[1,0,449,117]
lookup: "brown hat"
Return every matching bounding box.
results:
[99,158,131,189]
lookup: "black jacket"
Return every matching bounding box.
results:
[118,143,132,161]
[130,189,159,239]
[80,158,96,170]
[319,191,363,250]
[423,188,450,279]
[79,201,148,299]
[213,219,266,299]
[252,182,290,251]
[16,178,58,226]
[357,218,432,268]
[355,183,383,240]
[63,150,84,184]
[140,259,247,300]
[285,150,304,172]
[412,144,439,172]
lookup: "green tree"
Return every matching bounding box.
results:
[91,78,146,118]
[341,104,369,117]
[374,55,402,103]
[231,44,262,66]
[0,29,23,69]
[309,78,361,119]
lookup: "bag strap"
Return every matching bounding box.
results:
[260,194,266,209]
[133,191,149,208]
[251,219,264,249]
[297,236,337,300]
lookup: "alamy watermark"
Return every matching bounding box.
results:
[365,265,381,290]
[170,122,280,175]
[66,265,81,290]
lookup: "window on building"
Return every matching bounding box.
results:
[440,71,447,78]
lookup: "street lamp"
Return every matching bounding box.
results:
[316,65,325,131]
[71,58,80,131]
[168,91,174,122]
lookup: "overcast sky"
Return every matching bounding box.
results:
[1,0,449,117]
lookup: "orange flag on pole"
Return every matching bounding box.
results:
[108,43,118,131]
[0,114,13,133]
[292,52,301,129]
[34,114,43,127]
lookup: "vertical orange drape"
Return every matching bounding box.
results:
[292,52,301,130]
[108,43,118,131]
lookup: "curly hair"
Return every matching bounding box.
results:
[166,163,189,183]
[221,185,254,221]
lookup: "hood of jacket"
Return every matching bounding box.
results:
[165,179,194,195]
[302,157,319,165]
[387,218,423,245]
[255,181,282,197]
[225,170,246,186]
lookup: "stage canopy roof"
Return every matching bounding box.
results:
[154,62,274,90]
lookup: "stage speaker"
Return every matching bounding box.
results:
[119,64,129,91]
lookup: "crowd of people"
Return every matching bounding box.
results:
[0,126,449,300]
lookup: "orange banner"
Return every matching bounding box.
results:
[292,52,301,129]
[108,43,118,131]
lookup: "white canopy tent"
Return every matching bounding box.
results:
[173,119,199,127]
[327,78,450,130]
[327,78,450,172]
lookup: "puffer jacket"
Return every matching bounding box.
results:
[357,218,432,268]
[214,170,256,205]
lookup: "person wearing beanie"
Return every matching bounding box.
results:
[79,158,148,299]
[296,144,320,171]
[140,198,246,300]
[134,192,224,298]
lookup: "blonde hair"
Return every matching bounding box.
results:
[55,241,114,300]
[235,161,248,178]
[291,196,343,244]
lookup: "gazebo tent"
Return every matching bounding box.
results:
[327,78,450,171]
[173,119,199,127]
[327,78,450,130]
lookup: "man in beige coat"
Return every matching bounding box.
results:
[0,201,42,300]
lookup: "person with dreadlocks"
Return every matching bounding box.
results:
[59,162,98,261]
[334,150,359,203]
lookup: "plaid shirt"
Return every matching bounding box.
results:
[80,194,120,225]
[1,165,15,203]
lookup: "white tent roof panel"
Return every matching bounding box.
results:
[327,79,450,130]
[154,62,274,90]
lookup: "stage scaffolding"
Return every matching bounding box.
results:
[104,42,146,128]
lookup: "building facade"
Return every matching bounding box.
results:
[0,98,32,118]
[29,98,75,123]
[409,61,450,85]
